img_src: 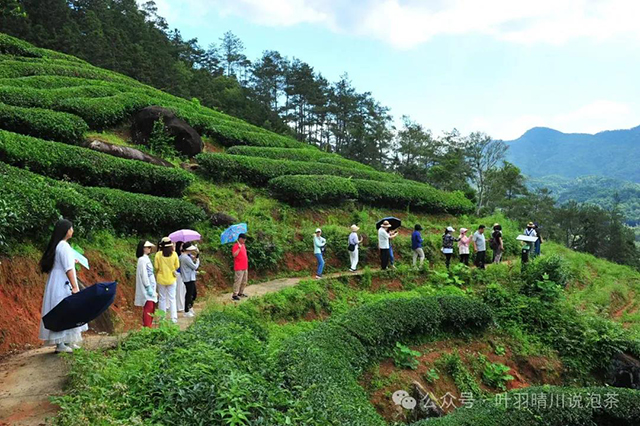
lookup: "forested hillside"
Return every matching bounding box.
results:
[529,175,640,226]
[505,126,640,183]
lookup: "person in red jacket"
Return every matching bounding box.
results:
[231,233,249,301]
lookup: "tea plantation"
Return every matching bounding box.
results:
[1,33,639,426]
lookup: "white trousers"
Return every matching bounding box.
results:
[413,248,425,267]
[158,283,177,323]
[349,247,359,270]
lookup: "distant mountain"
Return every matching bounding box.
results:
[528,175,640,225]
[504,125,640,183]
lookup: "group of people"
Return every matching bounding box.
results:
[38,217,544,353]
[311,220,545,277]
[134,236,200,327]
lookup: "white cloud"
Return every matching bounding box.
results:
[470,100,636,140]
[162,0,640,48]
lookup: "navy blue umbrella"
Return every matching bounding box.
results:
[43,281,117,332]
[376,217,402,230]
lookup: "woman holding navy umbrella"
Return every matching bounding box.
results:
[39,219,88,354]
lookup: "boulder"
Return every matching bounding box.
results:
[210,212,238,227]
[83,139,173,167]
[131,106,203,157]
[608,352,640,389]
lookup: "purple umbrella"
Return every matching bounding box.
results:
[169,229,201,243]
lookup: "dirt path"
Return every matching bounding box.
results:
[0,270,366,425]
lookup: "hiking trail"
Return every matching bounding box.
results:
[0,270,366,425]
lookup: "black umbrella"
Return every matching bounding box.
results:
[43,281,117,332]
[376,217,402,230]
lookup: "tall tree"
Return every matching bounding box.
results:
[219,31,246,77]
[250,50,287,111]
[464,132,507,214]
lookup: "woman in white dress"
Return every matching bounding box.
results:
[39,219,88,354]
[135,241,158,328]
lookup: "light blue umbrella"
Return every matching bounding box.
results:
[220,223,248,244]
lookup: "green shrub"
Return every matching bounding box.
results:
[392,342,422,369]
[0,102,88,143]
[196,153,399,185]
[277,295,492,425]
[482,362,514,390]
[0,58,143,86]
[353,178,474,214]
[82,186,205,235]
[227,145,375,171]
[0,162,109,245]
[0,163,204,246]
[0,130,192,197]
[441,353,484,396]
[522,254,571,288]
[55,93,155,129]
[268,175,358,205]
[0,84,121,109]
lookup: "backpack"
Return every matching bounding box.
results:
[489,231,500,250]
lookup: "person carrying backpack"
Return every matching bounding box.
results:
[490,223,504,264]
[348,225,363,272]
[441,226,457,269]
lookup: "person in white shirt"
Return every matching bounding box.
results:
[378,221,397,270]
[135,241,158,327]
[179,244,200,318]
[472,225,487,269]
[348,225,363,272]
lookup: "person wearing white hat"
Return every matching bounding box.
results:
[154,237,179,323]
[135,240,157,327]
[377,220,397,270]
[458,228,471,266]
[348,225,363,272]
[180,243,200,317]
[442,226,458,269]
[313,228,326,278]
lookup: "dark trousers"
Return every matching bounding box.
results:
[380,248,390,270]
[460,254,470,266]
[445,253,453,269]
[184,280,197,312]
[475,251,486,269]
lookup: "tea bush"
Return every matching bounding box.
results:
[268,175,358,205]
[353,178,474,214]
[522,254,571,288]
[227,145,375,171]
[196,153,400,185]
[0,163,204,245]
[278,295,492,425]
[0,130,192,197]
[0,102,88,143]
[0,84,121,109]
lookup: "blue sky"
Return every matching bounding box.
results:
[155,0,640,140]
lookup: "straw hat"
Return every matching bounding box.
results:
[350,224,360,232]
[159,237,173,247]
[527,222,535,227]
[143,241,155,248]
[380,221,392,228]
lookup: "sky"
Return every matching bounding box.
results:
[154,0,640,140]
